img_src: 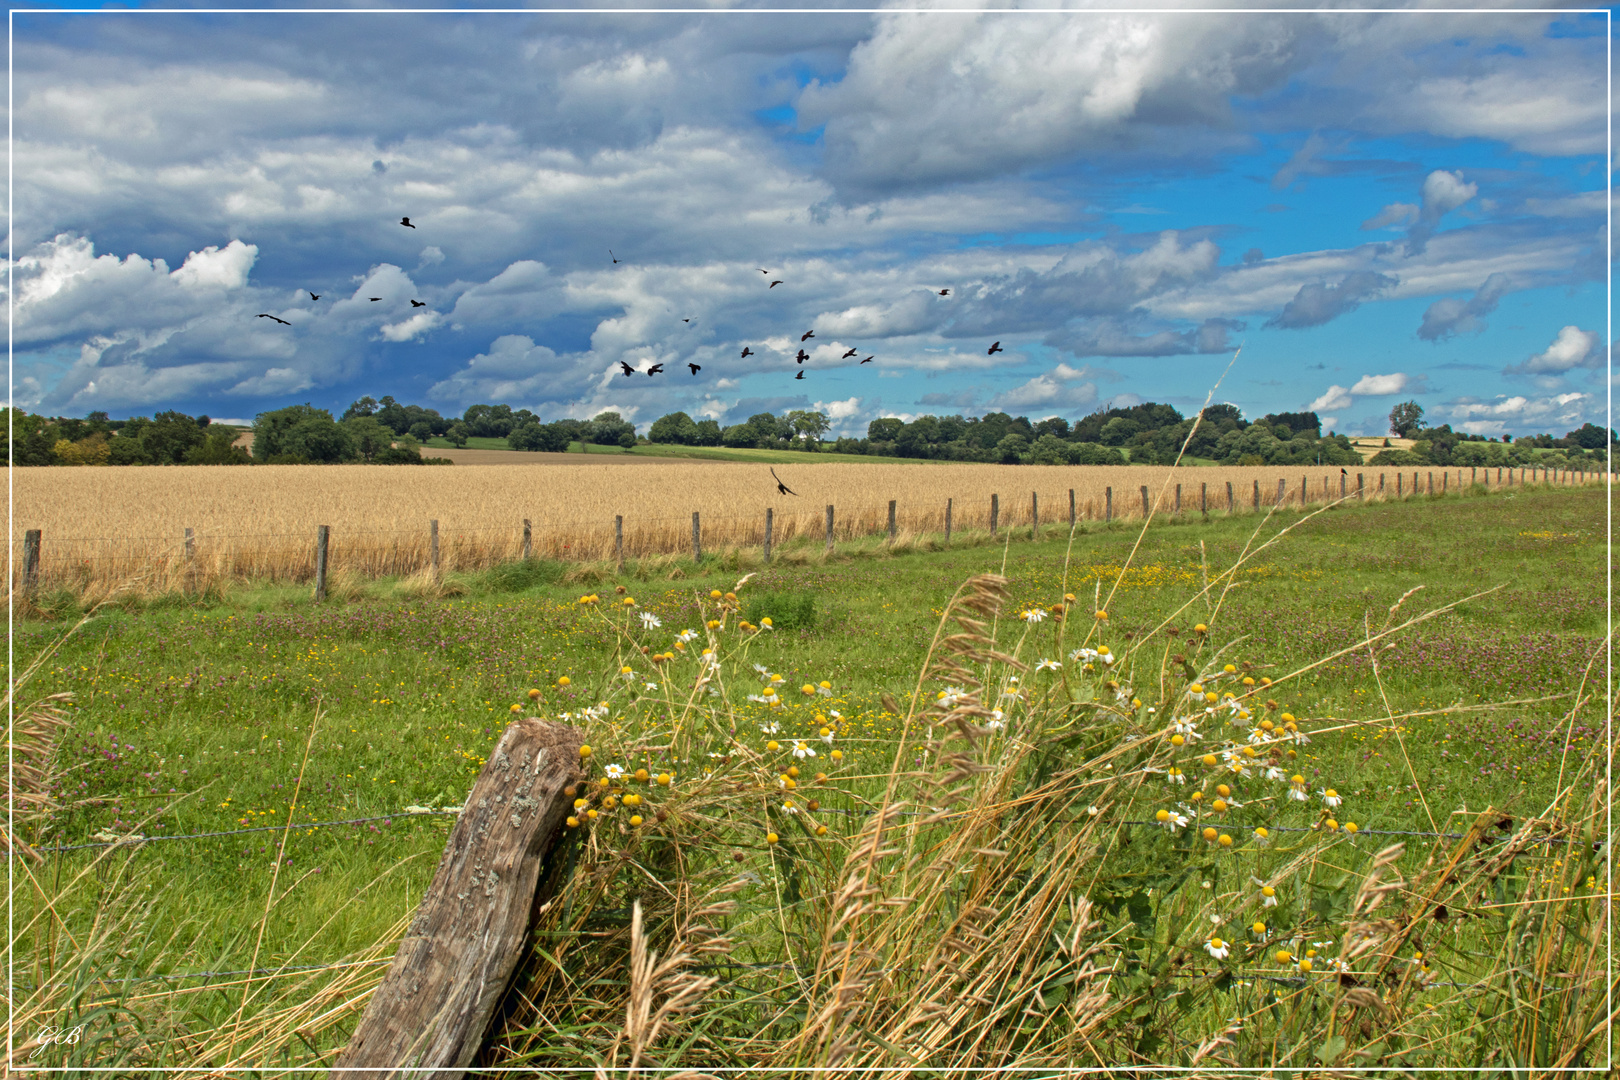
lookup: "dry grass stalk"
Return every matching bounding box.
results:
[4,692,71,862]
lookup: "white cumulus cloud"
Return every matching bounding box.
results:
[1309,385,1353,413]
[1506,325,1601,375]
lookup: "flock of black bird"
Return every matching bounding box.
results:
[259,216,1007,384]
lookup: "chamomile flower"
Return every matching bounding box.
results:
[1155,809,1190,833]
[644,682,659,691]
[639,612,662,630]
[1265,765,1287,782]
[760,720,780,735]
[676,629,699,643]
[1204,937,1231,960]
[1035,658,1061,672]
[791,741,817,760]
[1070,647,1099,663]
[819,727,835,746]
[985,710,1006,732]
[1022,608,1047,623]
[1288,775,1309,801]
[1166,766,1187,785]
[1320,788,1343,808]
[816,681,833,697]
[937,687,966,707]
[1171,718,1202,741]
[605,764,627,781]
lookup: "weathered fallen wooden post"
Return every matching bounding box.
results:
[331,718,582,1077]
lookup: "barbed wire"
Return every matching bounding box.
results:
[30,808,462,853]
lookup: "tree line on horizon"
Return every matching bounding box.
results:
[7,396,1613,468]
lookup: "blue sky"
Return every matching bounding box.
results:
[8,3,1610,438]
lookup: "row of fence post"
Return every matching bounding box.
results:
[12,467,1610,598]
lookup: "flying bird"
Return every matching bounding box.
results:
[256,313,291,325]
[683,318,693,323]
[309,292,320,301]
[758,268,770,275]
[859,356,874,364]
[938,289,950,296]
[800,330,815,342]
[987,341,1003,355]
[771,468,798,496]
[610,250,619,264]
[841,348,858,359]
[795,370,805,380]
[795,350,809,364]
[769,280,783,288]
[369,297,382,302]
[688,363,701,375]
[740,347,754,359]
[410,300,426,307]
[399,217,415,228]
[619,361,635,377]
[647,363,664,376]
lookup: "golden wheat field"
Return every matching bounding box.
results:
[11,460,1598,595]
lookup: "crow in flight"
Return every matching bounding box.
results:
[795,370,805,380]
[987,341,1003,355]
[800,330,815,342]
[771,468,797,496]
[795,350,809,364]
[841,348,858,359]
[610,250,619,264]
[859,356,874,364]
[619,361,635,377]
[759,268,770,274]
[369,297,382,302]
[647,363,664,377]
[309,292,320,301]
[683,318,693,323]
[688,363,701,375]
[256,313,291,325]
[740,347,754,359]
[938,289,950,296]
[769,280,783,288]
[400,217,415,228]
[410,300,426,307]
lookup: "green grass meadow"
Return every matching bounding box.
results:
[10,484,1610,1070]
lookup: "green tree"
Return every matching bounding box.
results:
[344,416,396,462]
[445,423,471,448]
[183,428,253,465]
[1388,401,1425,437]
[785,409,831,448]
[649,411,701,445]
[252,405,355,463]
[867,417,904,443]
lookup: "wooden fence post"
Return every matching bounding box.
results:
[1427,472,1433,496]
[314,526,329,602]
[614,516,623,568]
[1069,488,1076,527]
[1031,492,1039,537]
[1471,466,1477,486]
[944,499,952,541]
[1276,479,1285,507]
[184,527,195,562]
[1174,484,1181,515]
[990,494,999,537]
[692,512,702,562]
[1201,482,1208,516]
[22,529,40,598]
[1251,480,1259,510]
[1139,485,1150,518]
[330,719,583,1076]
[1226,482,1234,513]
[763,508,773,563]
[1340,472,1346,499]
[1442,472,1448,494]
[826,504,835,552]
[1379,473,1385,496]
[887,500,897,544]
[523,519,532,561]
[430,519,440,577]
[1105,487,1112,522]
[1300,475,1307,507]
[1396,473,1402,497]
[1357,474,1364,500]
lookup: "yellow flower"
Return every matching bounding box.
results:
[656,772,672,786]
[1344,821,1358,833]
[1251,921,1266,935]
[1095,610,1108,621]
[802,684,816,696]
[527,688,541,700]
[629,814,644,826]
[766,832,779,845]
[1194,623,1208,634]
[1218,834,1233,847]
[623,597,636,607]
[830,749,843,762]
[1242,676,1255,686]
[621,665,634,675]
[1201,827,1218,842]
[566,816,580,828]
[1212,799,1227,812]
[1324,819,1339,831]
[724,592,737,602]
[1155,809,1170,822]
[623,793,641,807]
[816,824,828,836]
[1201,754,1217,767]
[1298,958,1313,973]
[579,745,593,759]
[1204,692,1218,704]
[1188,682,1204,695]
[1190,791,1203,802]
[1216,784,1231,798]
[1275,949,1292,964]
[634,768,649,782]
[556,676,571,687]
[766,740,780,751]
[706,619,720,630]
[510,703,523,714]
[1170,734,1185,747]
[1223,664,1236,673]
[586,809,599,820]
[710,589,723,599]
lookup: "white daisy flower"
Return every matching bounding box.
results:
[791,740,817,759]
[605,764,627,780]
[644,682,659,691]
[1320,788,1343,808]
[1204,938,1231,960]
[1022,608,1047,623]
[985,709,1006,732]
[936,687,966,707]
[676,628,698,643]
[760,721,780,735]
[1035,658,1061,672]
[1070,647,1099,663]
[1265,766,1287,782]
[639,612,662,630]
[747,694,770,704]
[782,802,799,814]
[1157,811,1190,833]
[1288,786,1309,802]
[752,663,770,676]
